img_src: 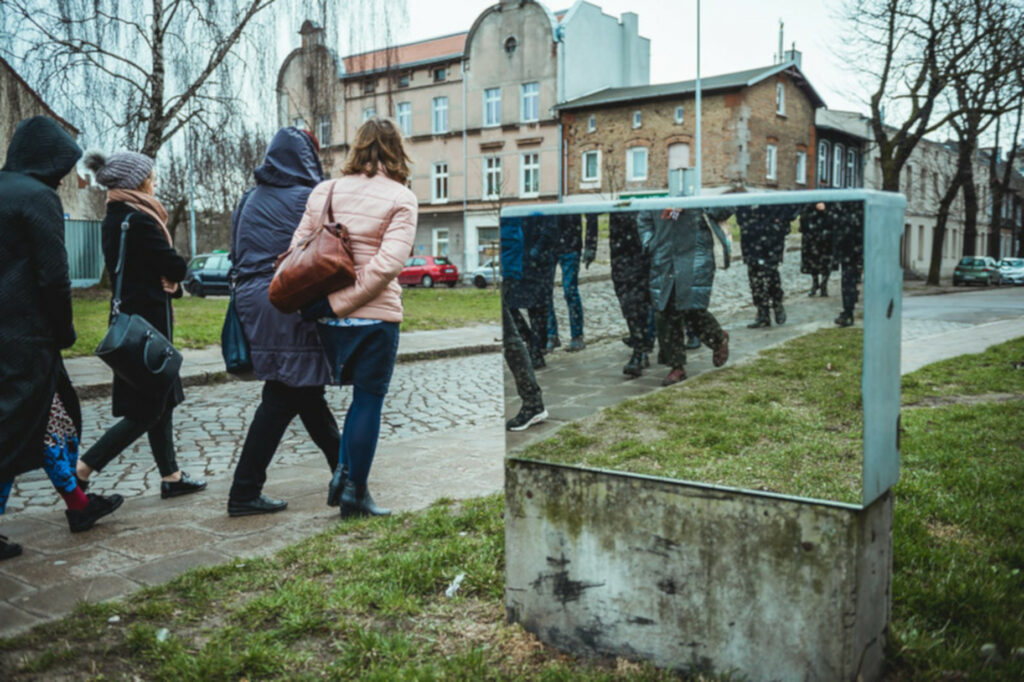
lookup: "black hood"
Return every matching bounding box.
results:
[253,127,324,188]
[2,116,83,189]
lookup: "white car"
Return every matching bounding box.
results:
[464,258,501,288]
[999,258,1024,285]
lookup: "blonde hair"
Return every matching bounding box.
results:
[342,116,411,184]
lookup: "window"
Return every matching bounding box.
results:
[363,79,376,94]
[431,162,449,202]
[846,149,857,188]
[905,164,913,201]
[765,144,778,181]
[362,107,376,122]
[317,115,331,147]
[484,156,502,199]
[520,152,539,196]
[504,36,518,55]
[484,87,501,127]
[521,82,539,122]
[433,228,450,257]
[397,72,410,88]
[674,106,684,124]
[632,110,642,129]
[396,102,411,137]
[587,115,596,132]
[433,67,446,82]
[626,146,648,181]
[817,141,829,186]
[432,96,448,134]
[796,150,807,185]
[776,83,786,115]
[582,150,601,183]
[832,143,844,188]
[918,225,924,260]
[292,116,307,129]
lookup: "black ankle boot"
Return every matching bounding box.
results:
[327,464,348,507]
[773,302,787,325]
[808,276,819,297]
[747,309,771,329]
[820,280,829,297]
[623,349,647,377]
[340,480,391,518]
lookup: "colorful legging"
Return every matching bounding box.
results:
[0,435,79,514]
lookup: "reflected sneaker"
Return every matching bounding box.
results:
[161,471,207,499]
[566,336,586,352]
[0,535,22,560]
[545,336,561,352]
[507,405,548,431]
[66,493,124,533]
[661,367,687,386]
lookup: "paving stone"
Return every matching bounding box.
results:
[122,549,231,586]
[100,527,220,559]
[16,575,140,619]
[0,603,45,637]
[0,573,34,600]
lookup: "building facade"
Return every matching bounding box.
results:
[277,0,650,272]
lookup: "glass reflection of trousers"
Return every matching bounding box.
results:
[747,262,783,310]
[502,282,543,410]
[656,287,725,369]
[841,264,861,314]
[546,251,584,340]
[229,381,340,502]
[511,301,548,362]
[81,405,178,477]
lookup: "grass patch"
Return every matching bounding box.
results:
[901,335,1024,404]
[523,327,867,503]
[400,287,500,332]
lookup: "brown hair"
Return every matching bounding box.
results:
[342,116,411,184]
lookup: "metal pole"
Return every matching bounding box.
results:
[695,0,702,196]
[187,115,197,258]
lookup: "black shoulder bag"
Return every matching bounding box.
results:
[221,189,255,374]
[94,214,183,393]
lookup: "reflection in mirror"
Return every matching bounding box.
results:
[502,197,867,505]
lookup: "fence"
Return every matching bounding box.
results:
[65,219,104,287]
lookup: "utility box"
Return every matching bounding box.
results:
[501,190,906,681]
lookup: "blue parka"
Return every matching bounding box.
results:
[230,127,332,386]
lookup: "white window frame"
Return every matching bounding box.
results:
[632,110,642,129]
[587,115,596,133]
[846,149,857,188]
[765,144,778,181]
[581,150,601,184]
[431,162,449,203]
[317,115,331,147]
[796,150,807,185]
[521,82,539,123]
[396,102,412,137]
[483,87,501,127]
[362,107,376,122]
[432,96,448,134]
[817,140,829,186]
[520,152,540,197]
[776,82,786,115]
[626,146,648,182]
[674,106,684,124]
[432,228,450,257]
[292,116,306,129]
[483,155,502,200]
[832,143,845,188]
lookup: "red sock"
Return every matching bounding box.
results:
[60,486,89,511]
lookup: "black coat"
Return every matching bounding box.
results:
[0,116,82,480]
[800,204,836,275]
[831,202,865,268]
[100,201,187,420]
[504,214,557,309]
[736,203,801,266]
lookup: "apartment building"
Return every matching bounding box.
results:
[277,0,650,271]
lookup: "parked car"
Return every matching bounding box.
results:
[998,258,1024,285]
[398,255,459,288]
[184,251,231,297]
[952,256,1002,286]
[464,258,501,288]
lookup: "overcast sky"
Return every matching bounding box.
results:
[397,0,866,113]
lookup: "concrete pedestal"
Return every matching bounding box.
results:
[505,459,893,681]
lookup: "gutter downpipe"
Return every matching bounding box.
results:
[462,57,470,271]
[695,0,702,196]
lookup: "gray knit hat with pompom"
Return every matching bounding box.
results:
[83,150,154,189]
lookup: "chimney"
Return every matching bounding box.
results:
[777,19,784,64]
[785,42,802,69]
[299,20,324,49]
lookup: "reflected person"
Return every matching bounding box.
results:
[638,207,732,386]
[831,202,865,327]
[610,211,655,377]
[545,213,597,353]
[736,203,801,328]
[508,215,556,369]
[800,202,835,297]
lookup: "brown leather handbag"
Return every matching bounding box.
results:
[269,180,356,313]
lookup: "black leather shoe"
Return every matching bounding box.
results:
[747,310,771,329]
[0,534,23,560]
[228,493,287,517]
[66,493,124,533]
[623,349,647,377]
[161,471,207,499]
[835,311,854,327]
[327,465,348,507]
[340,480,391,518]
[773,303,787,325]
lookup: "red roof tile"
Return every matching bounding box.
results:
[343,33,467,76]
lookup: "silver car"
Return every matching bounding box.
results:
[464,258,501,288]
[999,257,1024,285]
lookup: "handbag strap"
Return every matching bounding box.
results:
[229,188,256,293]
[110,213,134,319]
[317,180,339,230]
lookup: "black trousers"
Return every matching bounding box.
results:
[656,288,725,368]
[841,264,861,314]
[747,262,784,311]
[610,213,653,352]
[229,381,340,502]
[81,405,178,477]
[502,283,543,410]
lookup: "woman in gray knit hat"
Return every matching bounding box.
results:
[75,150,207,500]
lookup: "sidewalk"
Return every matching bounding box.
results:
[2,290,1022,638]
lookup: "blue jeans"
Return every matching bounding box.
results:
[546,251,584,340]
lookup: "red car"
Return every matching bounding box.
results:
[398,255,459,288]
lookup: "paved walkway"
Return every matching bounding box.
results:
[1,281,1021,638]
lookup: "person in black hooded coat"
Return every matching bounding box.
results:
[0,117,124,559]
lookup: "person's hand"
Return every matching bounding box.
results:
[815,202,826,211]
[160,277,179,294]
[300,296,335,321]
[583,248,596,269]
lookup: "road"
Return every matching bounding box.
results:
[902,285,1023,325]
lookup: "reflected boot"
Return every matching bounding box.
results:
[661,366,687,386]
[819,281,829,297]
[566,336,586,352]
[623,349,648,377]
[685,330,701,350]
[835,310,854,327]
[340,480,391,518]
[747,309,771,329]
[773,302,787,325]
[545,336,561,353]
[327,464,348,507]
[808,276,819,297]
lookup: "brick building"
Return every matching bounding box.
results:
[557,58,825,198]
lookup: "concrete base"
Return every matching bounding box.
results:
[505,459,892,681]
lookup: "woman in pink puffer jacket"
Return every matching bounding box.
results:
[293,117,417,519]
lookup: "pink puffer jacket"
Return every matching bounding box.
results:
[290,172,417,322]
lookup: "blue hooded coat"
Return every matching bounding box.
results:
[230,127,332,386]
